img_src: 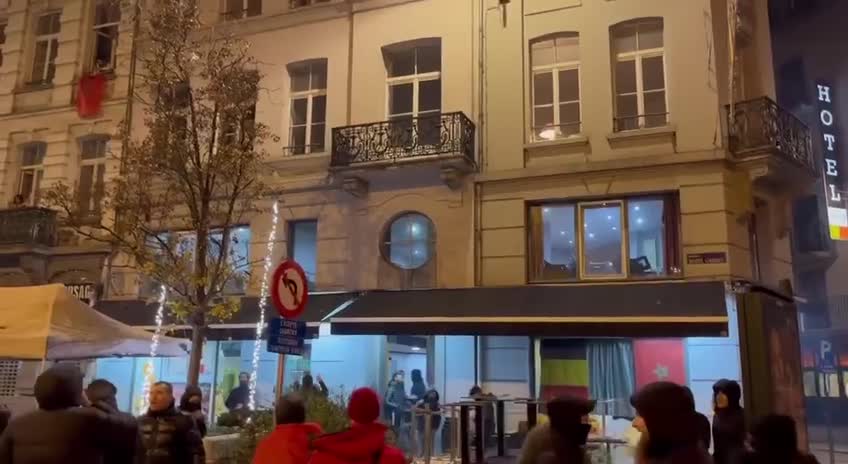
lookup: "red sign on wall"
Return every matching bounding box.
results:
[633,339,687,388]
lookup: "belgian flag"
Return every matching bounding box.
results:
[540,339,589,401]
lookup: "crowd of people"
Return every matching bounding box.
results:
[0,365,823,464]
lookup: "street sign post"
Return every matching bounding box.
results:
[267,318,307,356]
[270,259,309,319]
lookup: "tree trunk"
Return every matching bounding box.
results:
[187,314,207,386]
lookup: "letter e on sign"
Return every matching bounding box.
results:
[271,260,309,319]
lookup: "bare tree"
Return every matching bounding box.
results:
[46,0,270,385]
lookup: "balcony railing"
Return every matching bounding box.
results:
[0,207,57,247]
[331,112,475,168]
[726,96,814,172]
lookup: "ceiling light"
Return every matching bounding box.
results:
[543,208,550,214]
[411,346,421,352]
[568,240,574,245]
[612,226,617,231]
[607,215,612,221]
[560,231,566,236]
[588,233,595,239]
[634,205,641,211]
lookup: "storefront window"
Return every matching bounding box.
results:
[529,195,679,281]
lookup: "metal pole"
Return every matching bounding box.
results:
[424,406,433,464]
[460,405,470,464]
[526,402,538,429]
[474,404,484,464]
[274,354,286,425]
[827,408,835,464]
[496,400,505,457]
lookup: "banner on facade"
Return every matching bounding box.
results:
[817,82,848,240]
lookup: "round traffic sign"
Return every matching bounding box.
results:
[270,259,309,319]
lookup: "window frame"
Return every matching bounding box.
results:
[528,194,680,283]
[286,60,327,155]
[384,43,442,121]
[30,11,62,85]
[17,143,46,206]
[380,212,437,271]
[290,0,332,8]
[287,219,318,289]
[223,0,262,20]
[612,19,668,132]
[0,21,7,69]
[529,33,582,142]
[78,136,109,216]
[92,0,121,72]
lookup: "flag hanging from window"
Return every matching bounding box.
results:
[77,73,106,118]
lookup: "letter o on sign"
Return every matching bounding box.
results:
[271,260,309,319]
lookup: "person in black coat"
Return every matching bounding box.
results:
[682,386,712,451]
[0,364,138,464]
[178,385,207,438]
[224,372,250,412]
[86,378,141,464]
[741,414,819,464]
[410,369,427,402]
[138,381,205,464]
[712,379,746,464]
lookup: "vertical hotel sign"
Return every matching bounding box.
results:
[818,82,848,240]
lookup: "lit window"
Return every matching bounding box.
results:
[17,143,46,206]
[819,372,840,398]
[92,0,121,71]
[611,18,667,131]
[78,137,108,217]
[289,220,318,290]
[0,22,7,69]
[384,40,442,147]
[287,60,327,155]
[382,213,436,270]
[224,0,262,20]
[528,195,680,282]
[31,12,62,84]
[530,33,580,141]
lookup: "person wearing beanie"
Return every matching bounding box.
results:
[630,381,711,464]
[0,364,137,464]
[311,387,406,464]
[253,394,323,464]
[519,395,596,464]
[712,379,745,464]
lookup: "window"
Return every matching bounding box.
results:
[287,60,327,155]
[18,143,46,206]
[220,102,256,148]
[289,220,318,290]
[530,33,581,141]
[611,18,666,131]
[0,22,7,68]
[384,40,441,147]
[92,0,121,71]
[290,0,331,8]
[31,12,61,84]
[224,0,261,20]
[78,137,108,216]
[381,213,435,270]
[528,195,680,281]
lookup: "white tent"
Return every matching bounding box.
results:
[0,284,188,360]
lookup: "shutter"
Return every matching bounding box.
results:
[0,361,21,397]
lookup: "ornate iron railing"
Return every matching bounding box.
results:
[331,112,476,168]
[0,207,57,247]
[726,96,814,171]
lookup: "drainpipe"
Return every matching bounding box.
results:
[345,0,354,125]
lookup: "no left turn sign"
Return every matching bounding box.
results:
[270,259,309,319]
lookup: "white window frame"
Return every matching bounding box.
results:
[288,61,327,155]
[385,51,441,121]
[18,144,45,206]
[613,20,668,131]
[530,35,581,142]
[31,12,61,84]
[92,0,121,71]
[78,137,108,215]
[578,201,628,280]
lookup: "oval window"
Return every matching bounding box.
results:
[382,213,435,270]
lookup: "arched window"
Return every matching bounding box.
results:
[530,32,581,141]
[610,18,667,131]
[381,213,436,270]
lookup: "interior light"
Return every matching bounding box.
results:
[411,346,422,352]
[560,230,566,236]
[568,240,574,245]
[634,205,641,211]
[637,217,644,225]
[588,233,595,239]
[612,226,617,231]
[607,215,612,221]
[543,208,550,214]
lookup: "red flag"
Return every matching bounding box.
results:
[633,339,687,388]
[77,73,106,118]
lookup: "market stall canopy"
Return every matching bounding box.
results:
[0,284,188,360]
[328,281,730,337]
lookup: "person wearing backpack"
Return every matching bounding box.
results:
[311,387,405,464]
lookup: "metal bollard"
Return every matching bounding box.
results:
[460,404,470,464]
[496,400,505,457]
[473,404,484,464]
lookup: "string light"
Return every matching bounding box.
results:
[249,200,280,410]
[142,284,168,412]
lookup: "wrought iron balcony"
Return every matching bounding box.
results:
[0,207,58,247]
[726,96,814,172]
[331,112,476,168]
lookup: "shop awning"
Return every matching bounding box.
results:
[328,281,729,337]
[96,292,358,340]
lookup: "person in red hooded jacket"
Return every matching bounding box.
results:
[253,394,323,464]
[311,387,406,464]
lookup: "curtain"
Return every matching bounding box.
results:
[587,340,636,418]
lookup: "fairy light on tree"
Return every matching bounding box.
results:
[248,201,280,410]
[142,284,167,412]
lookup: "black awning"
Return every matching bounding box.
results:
[95,292,357,340]
[329,281,729,337]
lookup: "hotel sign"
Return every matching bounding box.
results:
[817,82,848,240]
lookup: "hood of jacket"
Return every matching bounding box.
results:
[631,381,700,459]
[34,364,83,411]
[180,385,203,411]
[713,379,742,409]
[313,422,391,461]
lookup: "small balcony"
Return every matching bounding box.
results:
[726,96,815,174]
[0,207,58,248]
